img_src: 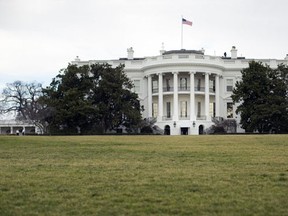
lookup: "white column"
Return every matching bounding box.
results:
[173,72,178,121]
[158,73,163,121]
[147,75,152,117]
[189,71,195,121]
[205,73,210,120]
[215,74,220,117]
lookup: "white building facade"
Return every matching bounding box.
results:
[0,120,37,135]
[72,47,288,135]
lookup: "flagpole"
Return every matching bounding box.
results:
[181,15,183,49]
[181,17,192,50]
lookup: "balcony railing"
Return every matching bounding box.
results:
[152,87,216,94]
[195,87,205,92]
[163,87,174,92]
[160,115,212,121]
[196,115,207,120]
[152,88,158,93]
[178,87,190,92]
[209,87,215,93]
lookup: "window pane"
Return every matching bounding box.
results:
[166,79,171,91]
[197,102,201,117]
[226,86,233,92]
[166,102,171,118]
[227,102,233,118]
[209,103,215,117]
[180,78,187,90]
[152,80,158,93]
[197,79,201,90]
[133,80,140,92]
[226,79,233,92]
[180,101,187,117]
[152,103,158,118]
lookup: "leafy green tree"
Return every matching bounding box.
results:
[41,63,142,134]
[232,61,288,133]
[267,64,288,132]
[89,64,142,132]
[42,64,96,134]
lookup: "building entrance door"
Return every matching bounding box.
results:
[164,125,170,135]
[181,127,189,135]
[199,125,204,134]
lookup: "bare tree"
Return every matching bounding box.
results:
[0,81,50,133]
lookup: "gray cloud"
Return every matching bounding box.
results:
[0,0,287,87]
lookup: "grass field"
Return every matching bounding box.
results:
[0,135,288,216]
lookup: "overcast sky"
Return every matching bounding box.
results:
[1,0,288,89]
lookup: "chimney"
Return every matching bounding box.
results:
[160,42,165,55]
[231,46,237,59]
[160,50,165,55]
[127,47,134,60]
[75,56,80,61]
[201,48,205,55]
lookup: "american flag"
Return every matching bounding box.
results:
[182,18,192,26]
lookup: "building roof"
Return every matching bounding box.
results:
[162,49,204,55]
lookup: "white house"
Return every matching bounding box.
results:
[72,47,288,135]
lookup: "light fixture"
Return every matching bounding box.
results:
[173,121,176,128]
[192,121,196,127]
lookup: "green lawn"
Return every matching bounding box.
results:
[0,135,287,216]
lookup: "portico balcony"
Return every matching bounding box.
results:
[152,86,215,94]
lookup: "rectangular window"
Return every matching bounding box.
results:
[152,80,158,93]
[226,79,233,92]
[166,78,171,91]
[209,102,215,117]
[166,102,171,118]
[197,79,201,91]
[210,79,215,92]
[152,103,158,118]
[197,102,201,117]
[227,102,233,118]
[133,80,140,93]
[180,101,188,117]
[180,78,188,90]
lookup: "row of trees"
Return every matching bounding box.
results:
[0,63,143,134]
